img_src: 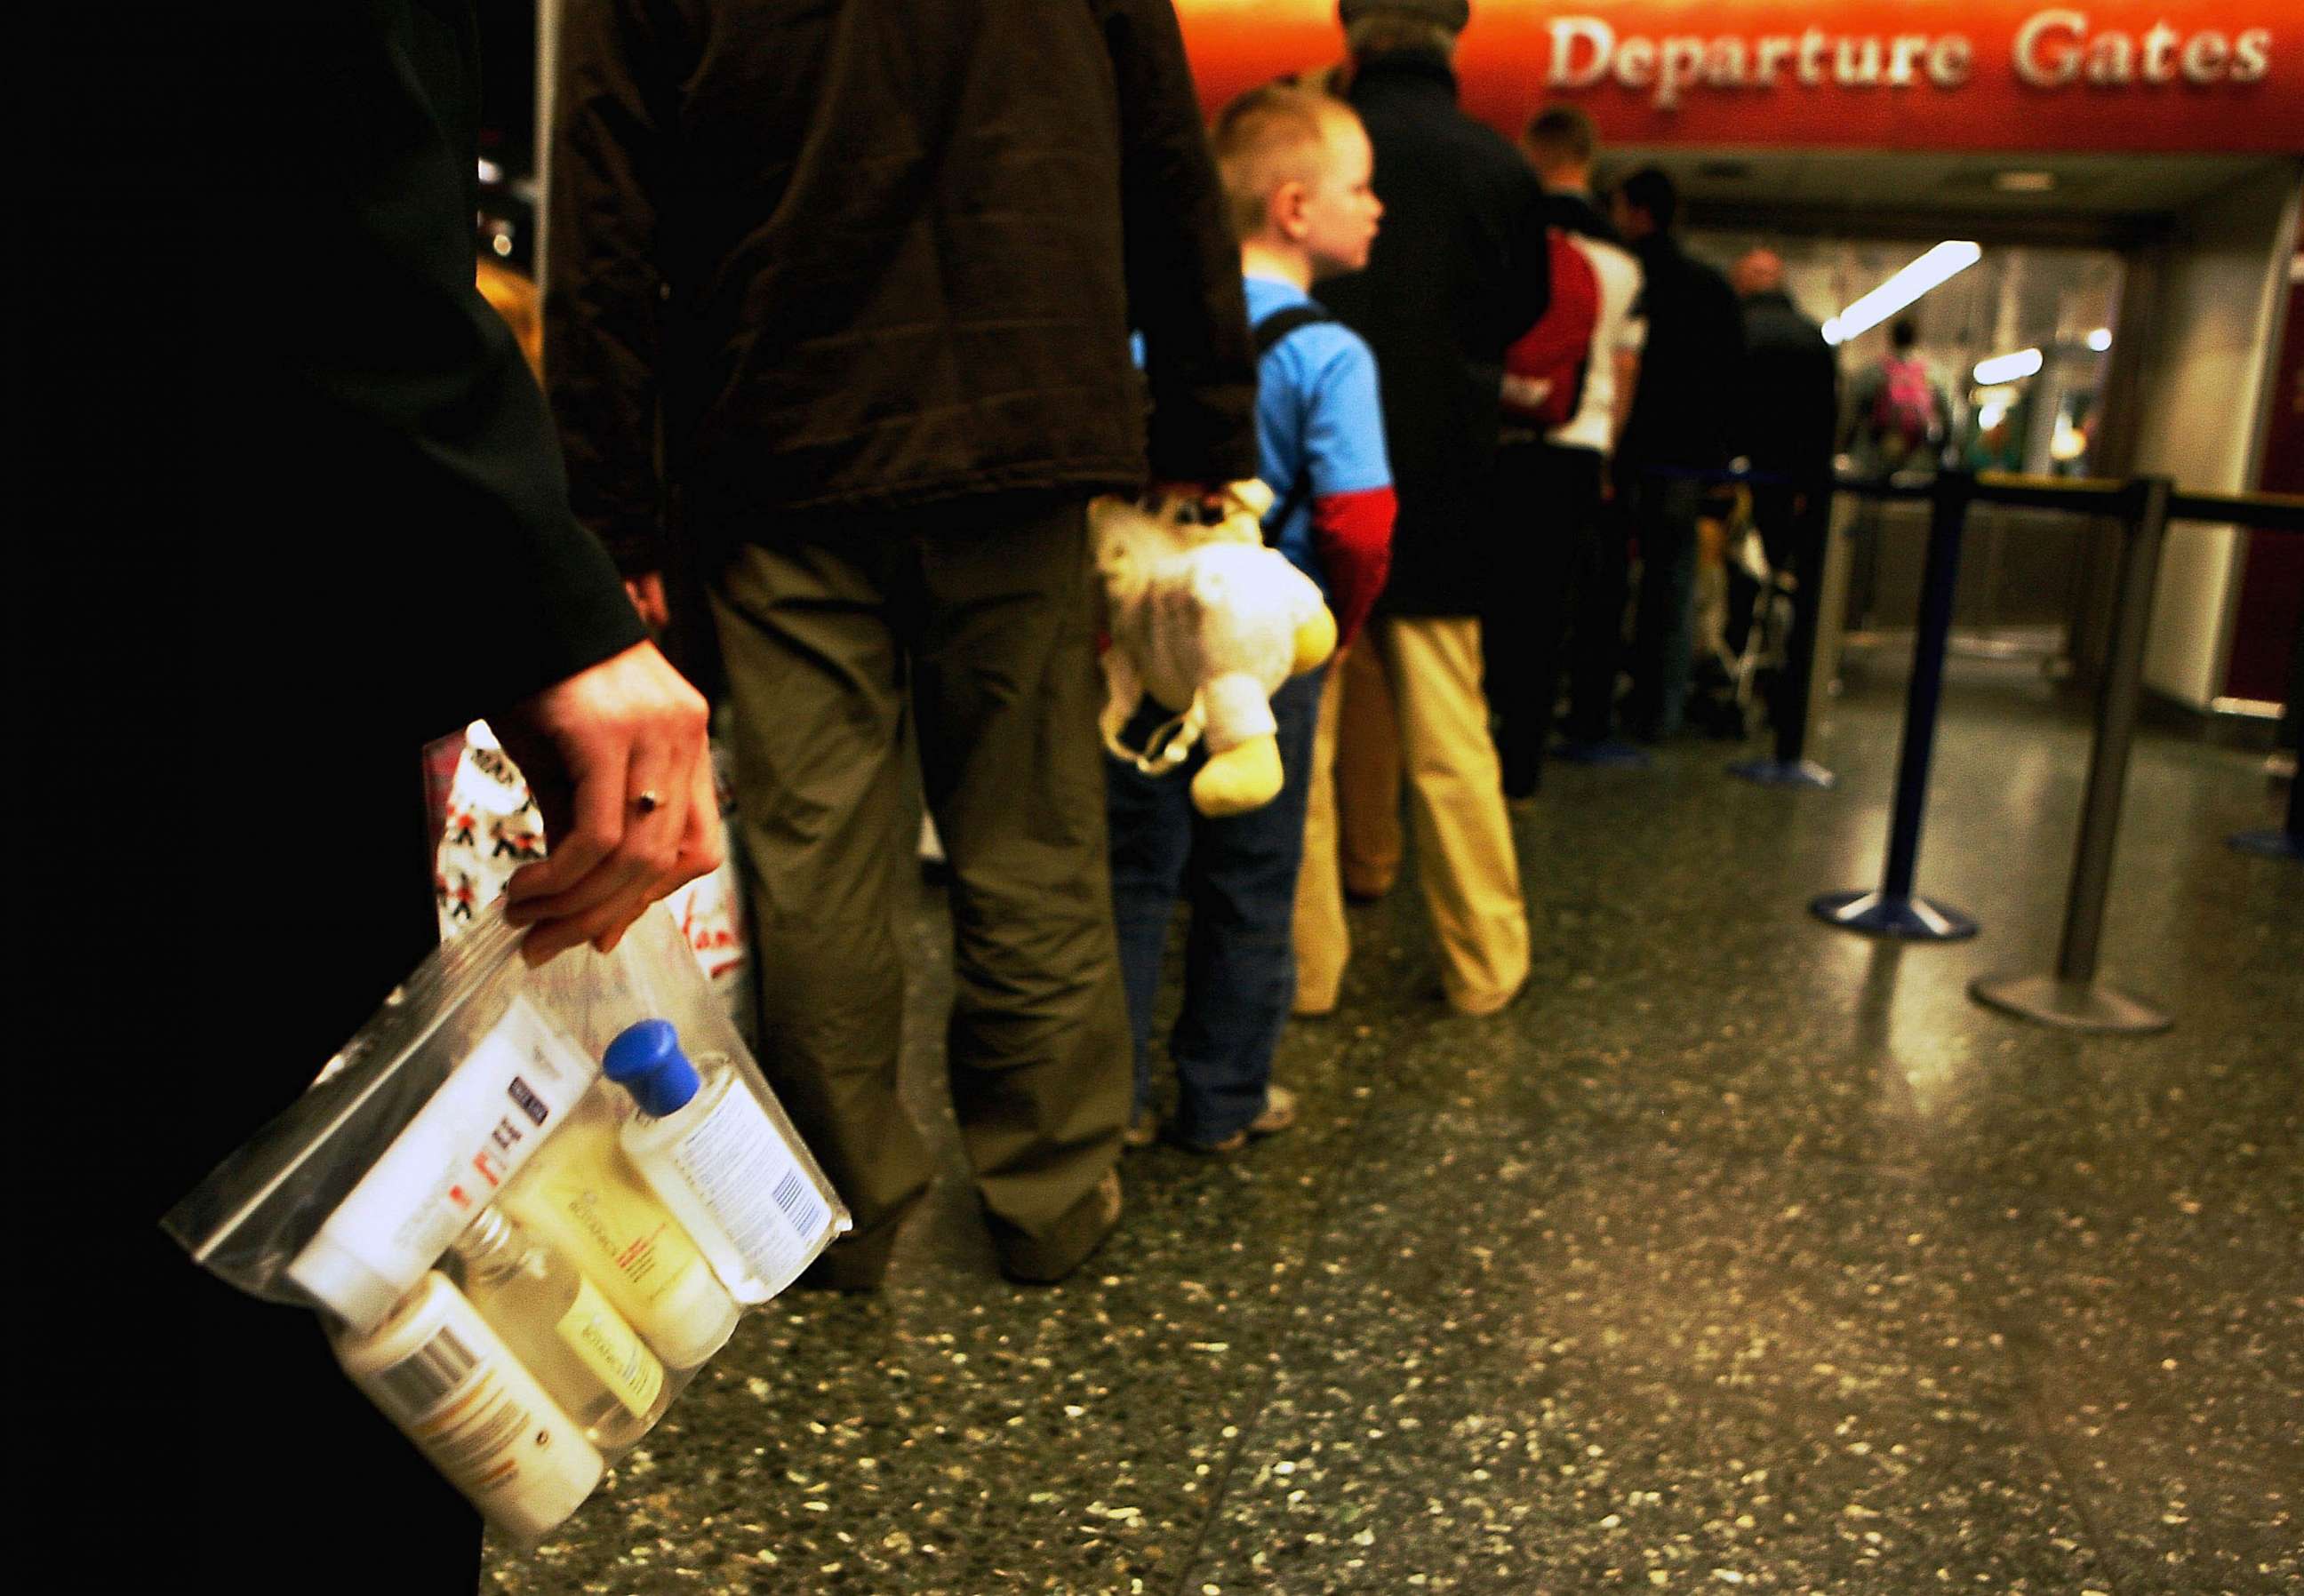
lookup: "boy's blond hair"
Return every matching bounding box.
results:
[1210,84,1358,244]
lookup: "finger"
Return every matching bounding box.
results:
[503,741,631,912]
[529,764,722,965]
[647,754,725,902]
[508,731,690,925]
[522,869,660,965]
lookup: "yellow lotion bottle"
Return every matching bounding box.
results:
[498,1091,741,1369]
[451,1207,671,1452]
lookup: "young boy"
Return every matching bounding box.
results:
[1107,84,1394,1152]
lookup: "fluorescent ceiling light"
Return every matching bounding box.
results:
[2086,328,2113,352]
[1821,241,1982,346]
[1974,347,2044,385]
[1994,171,2057,193]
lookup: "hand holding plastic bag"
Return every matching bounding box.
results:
[163,901,848,1543]
[493,639,723,962]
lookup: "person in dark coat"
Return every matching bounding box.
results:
[1733,250,1838,493]
[1313,0,1549,1015]
[1611,166,1747,741]
[1731,248,1840,748]
[548,0,1258,1288]
[46,2,722,1587]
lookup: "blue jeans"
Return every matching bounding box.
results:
[1105,666,1324,1147]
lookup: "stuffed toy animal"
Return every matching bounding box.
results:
[1092,481,1337,817]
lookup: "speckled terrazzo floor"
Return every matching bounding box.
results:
[484,650,2300,1596]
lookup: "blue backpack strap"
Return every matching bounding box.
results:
[1252,304,1336,546]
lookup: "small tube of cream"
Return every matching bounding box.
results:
[290,994,596,1331]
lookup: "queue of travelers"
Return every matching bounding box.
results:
[73,2,1879,1589]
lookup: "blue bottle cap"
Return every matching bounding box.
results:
[602,1019,701,1118]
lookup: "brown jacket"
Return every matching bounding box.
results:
[548,0,1257,571]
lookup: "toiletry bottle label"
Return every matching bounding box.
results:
[529,1161,697,1303]
[290,994,596,1329]
[663,1078,830,1297]
[374,1319,588,1502]
[555,1275,667,1420]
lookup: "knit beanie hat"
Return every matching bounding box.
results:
[1339,1,1470,32]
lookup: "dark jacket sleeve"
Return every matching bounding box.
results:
[1494,163,1552,354]
[547,0,678,576]
[1095,0,1258,484]
[314,3,648,708]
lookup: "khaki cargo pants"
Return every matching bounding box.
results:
[708,499,1129,1286]
[1295,618,1529,1016]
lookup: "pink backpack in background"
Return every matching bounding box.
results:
[1873,355,1936,446]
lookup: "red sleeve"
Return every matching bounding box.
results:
[1310,485,1396,650]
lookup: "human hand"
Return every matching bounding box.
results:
[625,572,670,631]
[492,641,722,964]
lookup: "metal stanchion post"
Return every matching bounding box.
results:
[1732,479,1836,789]
[1972,477,2174,1033]
[1811,473,1979,940]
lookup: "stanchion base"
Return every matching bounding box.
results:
[1729,757,1837,790]
[1809,890,1978,941]
[1970,972,2171,1034]
[2227,828,2302,861]
[1553,738,1654,770]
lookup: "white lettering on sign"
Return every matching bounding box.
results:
[1547,12,2276,108]
[2015,12,2270,85]
[2013,10,2084,84]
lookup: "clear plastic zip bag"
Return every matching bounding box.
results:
[163,901,850,1542]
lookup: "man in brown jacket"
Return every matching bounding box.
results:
[548,0,1258,1286]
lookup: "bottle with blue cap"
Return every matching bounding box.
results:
[603,1020,832,1305]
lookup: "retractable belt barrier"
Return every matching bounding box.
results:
[1656,462,2302,1031]
[1807,470,1989,941]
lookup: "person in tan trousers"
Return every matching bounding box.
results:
[1294,640,1400,1014]
[1293,1,1536,1017]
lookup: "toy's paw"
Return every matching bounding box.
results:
[1191,736,1284,817]
[1292,605,1338,675]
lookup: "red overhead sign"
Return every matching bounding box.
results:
[1175,0,2304,153]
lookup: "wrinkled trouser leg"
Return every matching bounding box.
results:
[1628,475,1703,738]
[1484,440,1557,797]
[1105,703,1196,1117]
[712,539,923,1288]
[714,504,1128,1284]
[910,502,1129,1281]
[1336,629,1404,898]
[1565,483,1635,746]
[1292,652,1351,1014]
[1166,666,1324,1145]
[1383,617,1531,1014]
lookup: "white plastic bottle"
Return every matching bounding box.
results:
[601,1021,834,1304]
[499,1091,742,1369]
[451,1206,672,1451]
[332,1273,604,1540]
[291,994,596,1332]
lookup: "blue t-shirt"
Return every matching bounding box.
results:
[1244,275,1391,594]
